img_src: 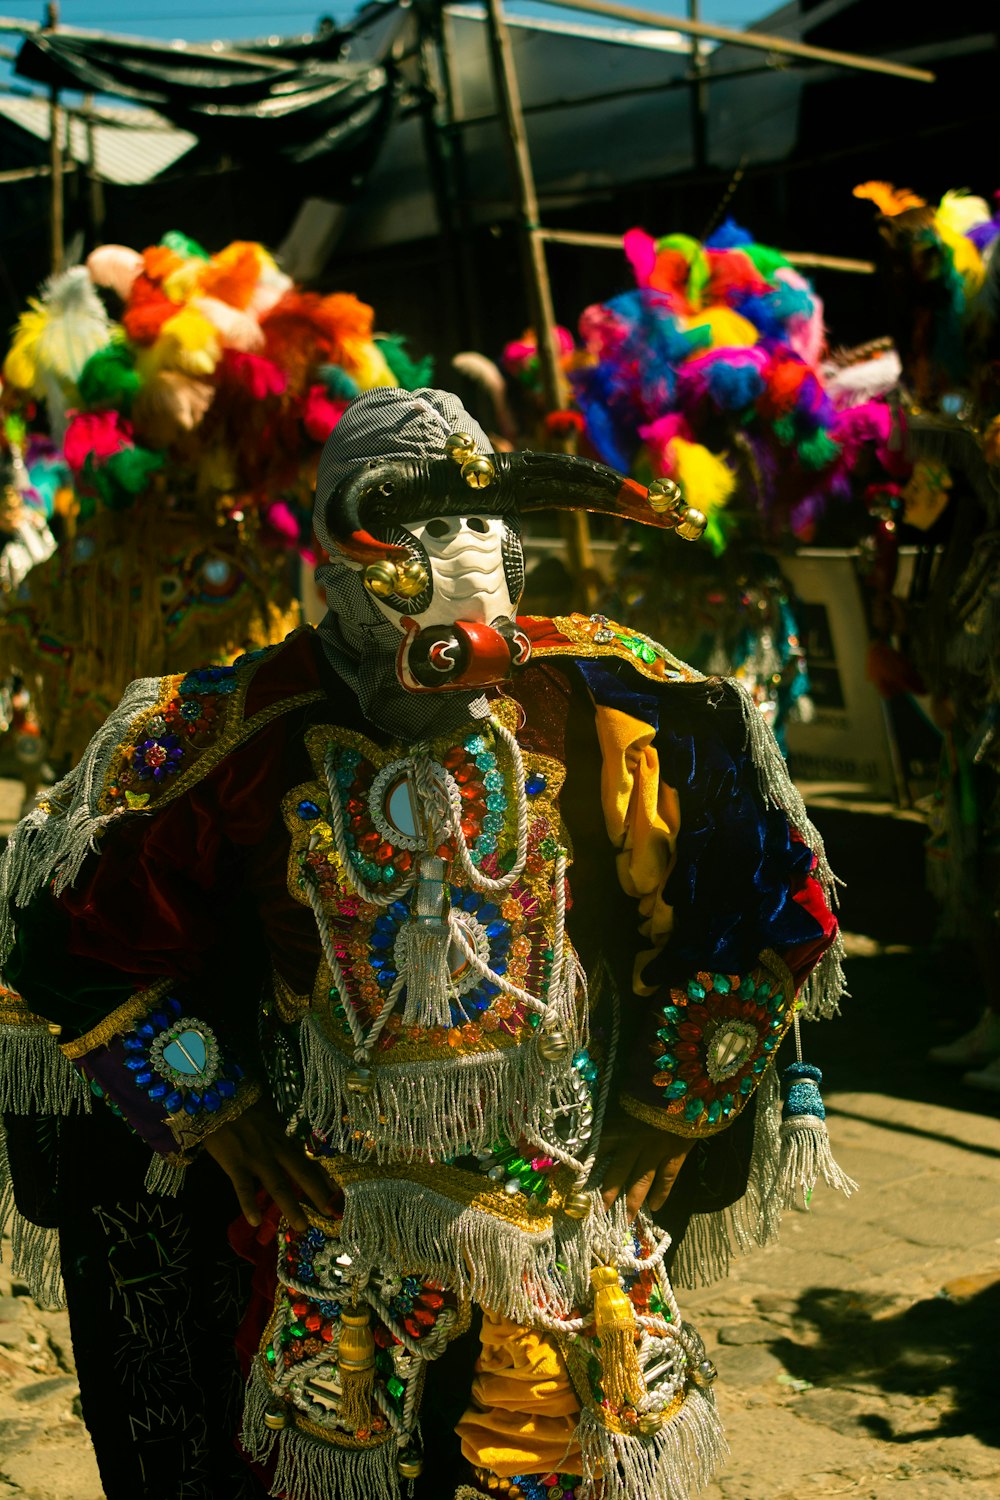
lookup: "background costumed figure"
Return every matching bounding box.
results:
[0,389,849,1500]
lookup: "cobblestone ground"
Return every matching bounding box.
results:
[0,793,998,1499]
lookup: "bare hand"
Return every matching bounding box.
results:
[599,1115,694,1220]
[203,1099,334,1232]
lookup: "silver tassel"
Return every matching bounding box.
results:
[144,1154,188,1197]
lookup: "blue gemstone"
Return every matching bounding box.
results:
[525,773,547,796]
[164,1090,184,1112]
[389,902,410,921]
[148,1082,167,1100]
[183,1094,202,1115]
[481,980,500,998]
[377,970,395,988]
[124,1056,146,1071]
[369,957,386,970]
[123,1036,144,1052]
[462,891,480,912]
[216,1078,236,1099]
[485,920,507,939]
[166,996,183,1017]
[370,934,393,952]
[471,994,490,1011]
[135,1022,156,1040]
[297,799,321,821]
[224,1061,244,1081]
[134,1071,154,1088]
[492,960,508,976]
[478,903,499,923]
[202,1089,221,1112]
[150,1011,170,1031]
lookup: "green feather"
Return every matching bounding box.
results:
[78,343,142,413]
[375,333,434,392]
[160,230,210,262]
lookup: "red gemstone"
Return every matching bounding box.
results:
[412,1307,436,1327]
[359,830,381,854]
[395,850,413,872]
[374,842,395,866]
[459,782,483,801]
[347,798,365,816]
[443,747,466,768]
[305,1313,322,1332]
[404,1316,422,1337]
[454,766,474,784]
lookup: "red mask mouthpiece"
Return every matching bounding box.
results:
[397,618,532,693]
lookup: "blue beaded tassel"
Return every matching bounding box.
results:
[776,1020,857,1210]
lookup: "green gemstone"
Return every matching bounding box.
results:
[740,976,755,997]
[266,1348,276,1363]
[687,981,706,1002]
[684,1097,705,1121]
[655,1053,678,1070]
[539,837,559,859]
[528,1014,541,1028]
[707,1100,722,1123]
[289,1323,305,1338]
[387,1376,405,1400]
[752,1056,767,1072]
[663,1079,687,1099]
[661,1005,682,1024]
[740,1075,754,1094]
[722,1093,735,1111]
[713,974,731,995]
[383,865,396,882]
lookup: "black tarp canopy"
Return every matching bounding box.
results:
[14,23,392,164]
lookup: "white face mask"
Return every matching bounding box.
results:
[364,514,519,633]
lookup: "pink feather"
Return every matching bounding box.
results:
[624,228,657,288]
[86,244,144,301]
[193,296,265,353]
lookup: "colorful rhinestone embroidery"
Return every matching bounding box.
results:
[651,967,791,1129]
[122,996,243,1116]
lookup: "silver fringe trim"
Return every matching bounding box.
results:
[0,1020,89,1115]
[300,1014,544,1162]
[735,682,846,1020]
[775,1114,858,1211]
[0,675,162,964]
[144,1154,188,1197]
[339,1174,585,1325]
[0,1120,65,1309]
[671,1064,782,1290]
[577,1385,727,1500]
[242,1358,401,1500]
[400,921,455,1031]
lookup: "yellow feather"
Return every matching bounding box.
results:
[682,306,759,349]
[672,437,735,516]
[347,342,399,390]
[150,307,221,376]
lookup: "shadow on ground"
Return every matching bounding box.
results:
[769,1280,1000,1449]
[801,806,1000,1120]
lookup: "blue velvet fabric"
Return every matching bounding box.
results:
[576,660,825,984]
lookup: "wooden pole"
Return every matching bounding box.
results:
[82,92,105,240]
[688,0,707,173]
[536,227,875,274]
[44,0,62,274]
[482,0,595,597]
[534,0,935,83]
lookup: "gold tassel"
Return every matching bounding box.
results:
[590,1264,646,1413]
[336,1302,375,1430]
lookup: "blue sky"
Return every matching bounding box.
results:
[0,1,772,50]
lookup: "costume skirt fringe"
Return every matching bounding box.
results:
[242,1358,401,1500]
[301,1015,544,1163]
[0,1121,64,1308]
[0,1021,89,1116]
[577,1387,727,1500]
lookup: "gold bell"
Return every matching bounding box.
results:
[690,1357,718,1387]
[394,558,429,598]
[562,1188,592,1220]
[646,477,684,516]
[445,432,477,464]
[676,507,707,541]
[47,1021,63,1037]
[263,1403,288,1431]
[461,456,495,489]
[363,561,399,599]
[536,1029,570,1063]
[346,1066,374,1094]
[638,1410,667,1436]
[397,1452,424,1479]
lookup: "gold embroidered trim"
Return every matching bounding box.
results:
[527,613,702,685]
[559,1321,687,1434]
[272,968,311,1025]
[321,1152,576,1231]
[167,1078,262,1153]
[96,631,325,819]
[59,978,175,1060]
[0,987,49,1029]
[618,1091,705,1135]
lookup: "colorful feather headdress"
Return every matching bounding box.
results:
[505,219,896,547]
[2,230,432,542]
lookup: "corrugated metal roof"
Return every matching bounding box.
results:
[0,95,196,185]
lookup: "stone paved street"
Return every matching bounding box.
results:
[1,793,998,1498]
